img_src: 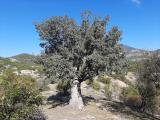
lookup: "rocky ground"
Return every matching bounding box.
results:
[42,103,132,120]
[40,79,157,120]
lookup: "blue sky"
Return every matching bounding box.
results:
[0,0,160,57]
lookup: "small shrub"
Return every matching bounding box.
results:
[104,84,111,98]
[0,76,4,96]
[124,95,142,111]
[36,78,50,92]
[23,109,46,120]
[112,74,131,85]
[112,74,126,81]
[122,86,139,97]
[137,55,160,114]
[97,75,111,84]
[128,61,140,73]
[121,86,142,111]
[92,81,100,91]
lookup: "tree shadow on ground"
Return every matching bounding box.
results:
[45,92,160,120]
[83,95,97,105]
[46,92,70,108]
[99,98,160,120]
[45,93,97,108]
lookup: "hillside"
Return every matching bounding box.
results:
[10,53,36,62]
[0,45,159,74]
[121,44,145,55]
[121,44,160,61]
[0,54,42,73]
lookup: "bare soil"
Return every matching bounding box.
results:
[41,82,157,120]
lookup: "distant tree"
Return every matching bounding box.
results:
[137,54,160,114]
[35,11,127,109]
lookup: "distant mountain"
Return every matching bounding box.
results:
[2,45,160,63]
[121,44,143,53]
[155,49,160,53]
[121,44,137,52]
[121,44,160,60]
[121,44,146,55]
[10,53,36,62]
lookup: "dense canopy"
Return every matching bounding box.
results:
[35,12,127,84]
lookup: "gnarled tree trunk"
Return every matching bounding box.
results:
[69,80,84,109]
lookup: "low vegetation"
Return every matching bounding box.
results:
[127,60,141,73]
[137,54,160,114]
[0,71,45,120]
[112,74,131,85]
[92,81,100,91]
[121,86,141,110]
[96,75,112,98]
[0,55,43,74]
[104,84,111,98]
[97,75,111,84]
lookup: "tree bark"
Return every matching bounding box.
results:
[69,80,84,109]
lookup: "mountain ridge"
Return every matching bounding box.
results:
[0,44,159,61]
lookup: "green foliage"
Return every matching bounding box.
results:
[128,60,140,73]
[0,72,45,120]
[112,74,131,85]
[104,84,111,98]
[0,76,3,84]
[137,54,160,113]
[35,11,127,94]
[121,86,142,110]
[97,75,111,84]
[112,74,126,81]
[92,81,100,91]
[102,75,112,99]
[122,86,140,99]
[97,75,112,97]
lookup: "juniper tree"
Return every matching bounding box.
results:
[35,11,127,109]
